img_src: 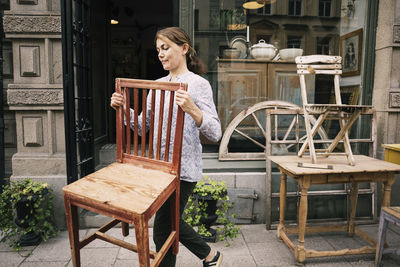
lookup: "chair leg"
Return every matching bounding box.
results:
[64,195,80,267]
[375,212,388,267]
[121,222,129,237]
[299,112,317,163]
[170,186,180,255]
[134,218,150,267]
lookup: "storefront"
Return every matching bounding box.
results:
[2,0,399,228]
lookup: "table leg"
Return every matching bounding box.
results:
[295,176,311,263]
[382,174,395,207]
[278,171,287,240]
[348,182,359,236]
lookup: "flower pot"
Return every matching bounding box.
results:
[193,188,227,243]
[14,188,48,246]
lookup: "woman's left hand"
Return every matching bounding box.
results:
[175,89,195,113]
[175,89,203,126]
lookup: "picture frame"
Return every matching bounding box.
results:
[340,28,363,77]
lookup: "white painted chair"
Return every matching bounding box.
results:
[296,55,371,165]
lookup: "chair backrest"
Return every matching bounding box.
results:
[295,55,343,105]
[115,78,187,176]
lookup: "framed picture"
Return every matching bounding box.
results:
[340,29,363,76]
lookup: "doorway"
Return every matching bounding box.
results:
[91,0,176,167]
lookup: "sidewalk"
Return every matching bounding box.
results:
[1,224,400,267]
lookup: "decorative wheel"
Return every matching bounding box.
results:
[218,101,329,160]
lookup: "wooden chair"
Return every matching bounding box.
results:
[63,78,187,267]
[375,207,400,266]
[295,55,371,165]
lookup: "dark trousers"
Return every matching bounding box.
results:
[153,180,211,267]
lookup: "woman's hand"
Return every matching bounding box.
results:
[175,89,203,126]
[110,92,124,110]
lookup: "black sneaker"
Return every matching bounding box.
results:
[203,251,223,267]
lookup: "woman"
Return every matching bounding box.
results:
[110,27,223,267]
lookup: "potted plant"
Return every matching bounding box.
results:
[0,178,58,250]
[183,176,240,246]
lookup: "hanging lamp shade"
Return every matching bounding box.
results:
[243,1,263,9]
[243,0,276,9]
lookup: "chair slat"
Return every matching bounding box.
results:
[115,79,122,162]
[125,88,131,155]
[171,83,187,170]
[297,64,342,70]
[164,91,174,162]
[156,91,165,160]
[141,89,147,157]
[295,55,342,64]
[133,88,139,156]
[148,90,156,159]
[119,78,187,91]
[297,69,342,75]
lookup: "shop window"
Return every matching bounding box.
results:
[287,36,302,48]
[317,37,331,55]
[288,0,302,16]
[319,0,332,17]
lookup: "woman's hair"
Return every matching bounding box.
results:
[155,27,207,75]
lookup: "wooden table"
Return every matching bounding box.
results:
[269,155,400,263]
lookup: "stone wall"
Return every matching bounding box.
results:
[4,0,66,228]
[373,0,400,206]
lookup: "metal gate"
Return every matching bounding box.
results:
[61,0,94,184]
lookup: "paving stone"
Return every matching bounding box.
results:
[84,228,124,248]
[117,235,156,260]
[240,224,276,243]
[113,259,139,267]
[0,251,27,266]
[24,231,71,262]
[19,261,69,267]
[66,248,119,267]
[209,232,250,257]
[247,241,295,266]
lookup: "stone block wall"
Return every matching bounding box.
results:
[4,0,66,227]
[373,0,400,206]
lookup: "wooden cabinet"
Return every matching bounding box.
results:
[217,59,314,130]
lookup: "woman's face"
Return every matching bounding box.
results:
[156,36,188,72]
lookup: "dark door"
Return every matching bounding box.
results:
[61,0,94,184]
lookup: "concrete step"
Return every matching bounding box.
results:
[97,143,266,172]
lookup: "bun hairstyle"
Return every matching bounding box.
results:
[155,27,207,75]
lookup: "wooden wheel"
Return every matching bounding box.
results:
[218,101,329,160]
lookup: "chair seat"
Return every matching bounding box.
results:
[304,104,372,114]
[63,162,176,215]
[382,206,400,219]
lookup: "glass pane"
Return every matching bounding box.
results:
[195,0,369,149]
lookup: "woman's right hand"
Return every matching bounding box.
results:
[110,92,124,110]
